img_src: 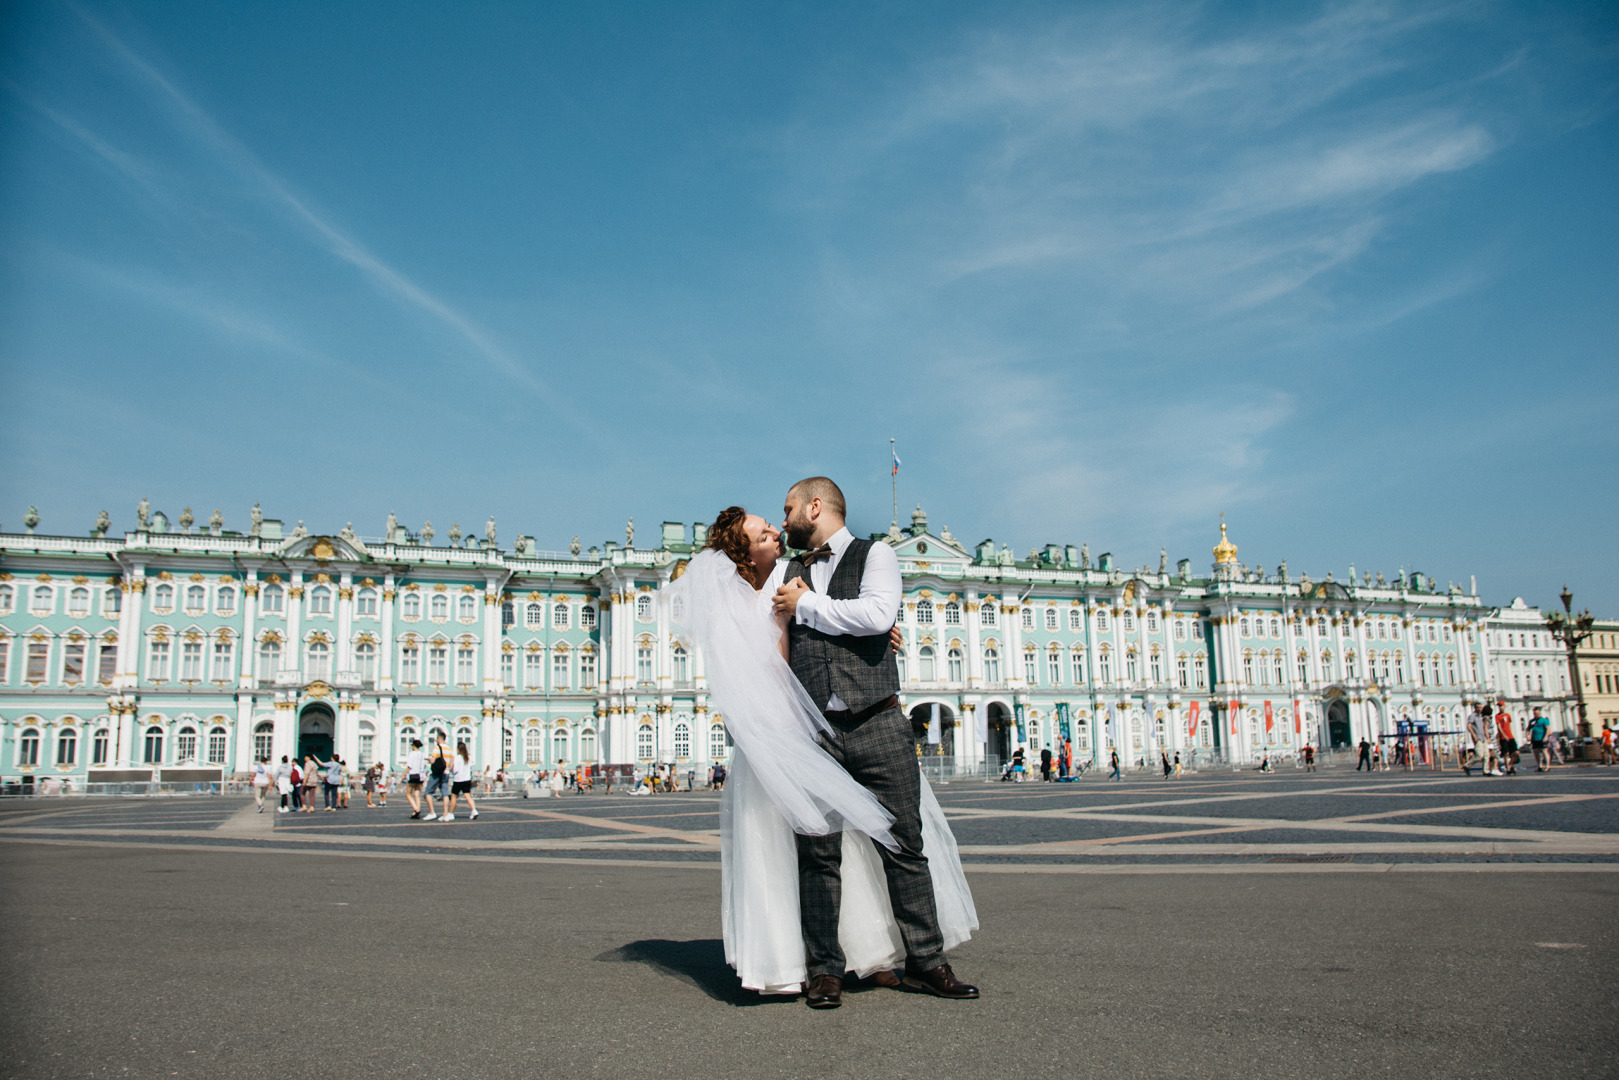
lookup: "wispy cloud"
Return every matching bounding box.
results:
[67,4,559,406]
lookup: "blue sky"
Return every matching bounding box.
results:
[1,1,1615,610]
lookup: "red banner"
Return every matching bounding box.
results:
[1293,699,1302,735]
[1264,700,1274,733]
[1230,700,1239,735]
[1188,701,1200,737]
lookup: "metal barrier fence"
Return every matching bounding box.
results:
[0,780,244,798]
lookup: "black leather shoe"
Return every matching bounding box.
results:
[805,974,843,1009]
[866,969,901,988]
[903,964,979,999]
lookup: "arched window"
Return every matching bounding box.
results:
[710,724,727,761]
[1047,650,1061,685]
[401,593,421,619]
[1269,618,1280,638]
[1020,607,1034,630]
[430,594,449,620]
[356,589,378,617]
[1394,651,1405,685]
[18,728,40,766]
[918,645,936,682]
[455,725,474,757]
[1176,653,1189,688]
[551,728,570,764]
[428,643,448,684]
[526,602,545,628]
[581,605,597,630]
[355,641,377,684]
[398,726,419,762]
[673,722,691,759]
[980,604,996,628]
[553,602,571,630]
[458,594,477,621]
[1194,653,1207,689]
[69,587,90,617]
[1125,650,1139,682]
[636,594,654,621]
[1243,653,1254,683]
[1147,611,1159,633]
[580,728,597,762]
[358,721,376,766]
[1122,610,1135,632]
[208,726,228,765]
[944,602,961,625]
[1045,607,1059,631]
[1070,608,1083,631]
[261,583,284,614]
[184,585,206,613]
[636,645,654,684]
[948,648,964,683]
[637,724,654,760]
[916,599,934,625]
[552,649,570,690]
[176,726,198,761]
[672,646,689,683]
[217,586,236,615]
[254,721,274,761]
[152,583,173,612]
[56,728,77,766]
[0,584,12,613]
[1240,617,1250,637]
[143,726,164,764]
[1446,655,1457,686]
[455,644,476,684]
[525,727,544,765]
[1298,652,1309,684]
[306,641,331,681]
[983,647,1001,684]
[92,728,110,765]
[1073,650,1088,685]
[1098,649,1113,683]
[501,600,514,629]
[1150,650,1163,684]
[1097,610,1110,632]
[1023,648,1038,685]
[309,586,333,615]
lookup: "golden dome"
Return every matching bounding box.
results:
[1213,517,1238,564]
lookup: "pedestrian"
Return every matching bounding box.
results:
[1107,748,1121,781]
[308,753,344,811]
[251,756,271,812]
[363,762,380,807]
[1370,742,1382,771]
[1356,738,1372,772]
[1040,746,1053,782]
[301,756,320,812]
[1173,751,1184,779]
[1011,746,1026,782]
[1602,724,1615,766]
[1161,750,1171,779]
[712,762,726,791]
[444,740,478,822]
[1495,702,1519,776]
[1527,708,1551,772]
[405,738,428,818]
[482,764,494,796]
[275,755,295,813]
[1302,744,1316,773]
[339,759,354,808]
[550,761,566,798]
[289,758,304,811]
[375,763,390,806]
[422,733,453,820]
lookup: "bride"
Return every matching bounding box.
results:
[663,506,977,995]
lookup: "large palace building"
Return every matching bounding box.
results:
[0,503,1581,783]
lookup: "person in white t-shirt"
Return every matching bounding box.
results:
[444,741,478,822]
[404,739,429,819]
[251,757,271,812]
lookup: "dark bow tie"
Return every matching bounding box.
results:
[799,544,835,567]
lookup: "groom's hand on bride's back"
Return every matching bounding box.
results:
[888,625,904,651]
[772,577,811,617]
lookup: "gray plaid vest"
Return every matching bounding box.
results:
[785,538,900,713]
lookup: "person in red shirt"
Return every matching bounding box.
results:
[1495,702,1519,776]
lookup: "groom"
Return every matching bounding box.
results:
[772,476,979,1009]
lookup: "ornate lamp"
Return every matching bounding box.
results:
[1546,586,1595,737]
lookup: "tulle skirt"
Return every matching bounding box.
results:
[720,748,978,994]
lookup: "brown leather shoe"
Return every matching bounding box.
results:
[902,963,979,999]
[806,974,843,1009]
[866,969,901,988]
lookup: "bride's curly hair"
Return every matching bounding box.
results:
[706,506,758,587]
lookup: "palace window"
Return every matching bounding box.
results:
[1147,612,1159,633]
[635,594,654,622]
[1097,610,1109,632]
[142,726,163,764]
[673,646,689,683]
[581,605,597,630]
[1068,608,1082,631]
[525,727,544,765]
[18,728,40,767]
[356,642,377,684]
[948,647,964,683]
[1240,617,1250,637]
[261,584,284,614]
[148,640,170,682]
[398,644,419,684]
[1072,650,1087,685]
[673,722,691,759]
[896,649,906,683]
[502,600,514,629]
[357,589,378,617]
[1023,649,1037,685]
[0,639,9,682]
[63,642,85,684]
[430,594,449,620]
[1098,650,1112,683]
[637,724,654,760]
[402,593,421,619]
[1125,651,1139,682]
[458,595,477,621]
[525,602,544,628]
[579,651,596,688]
[980,604,996,628]
[69,587,90,618]
[152,583,173,613]
[1442,625,1452,643]
[1176,654,1189,689]
[553,603,570,630]
[552,650,570,690]
[919,645,936,683]
[1194,653,1207,689]
[456,645,476,684]
[500,650,513,686]
[580,728,597,763]
[185,585,206,614]
[1174,619,1187,642]
[176,727,197,762]
[1150,651,1163,684]
[524,650,543,689]
[1243,653,1254,684]
[254,722,274,761]
[1345,652,1357,678]
[1298,652,1309,684]
[1048,650,1061,685]
[24,641,49,683]
[180,641,202,681]
[428,644,448,684]
[983,648,1001,684]
[1045,608,1059,631]
[1021,607,1034,630]
[944,602,961,625]
[359,722,376,767]
[93,728,110,766]
[104,588,121,618]
[916,599,934,625]
[258,639,281,680]
[217,587,236,615]
[1273,653,1284,685]
[1394,652,1405,685]
[636,646,654,684]
[208,727,228,766]
[212,640,233,681]
[56,728,76,766]
[0,584,11,613]
[1269,618,1280,638]
[1123,611,1135,632]
[711,724,727,761]
[307,642,331,681]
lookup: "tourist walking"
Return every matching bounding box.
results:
[275,755,294,813]
[301,756,319,812]
[288,758,303,811]
[252,756,271,811]
[1495,703,1519,776]
[549,761,566,798]
[363,762,381,807]
[444,741,478,822]
[1040,746,1053,782]
[1173,751,1184,779]
[422,733,453,820]
[1161,750,1171,779]
[1302,744,1316,773]
[1356,738,1372,771]
[1527,709,1550,772]
[1107,749,1121,781]
[309,753,344,811]
[405,738,427,818]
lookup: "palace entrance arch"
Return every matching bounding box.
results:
[985,701,1012,762]
[298,702,336,761]
[1327,699,1351,749]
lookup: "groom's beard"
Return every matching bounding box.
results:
[784,518,815,550]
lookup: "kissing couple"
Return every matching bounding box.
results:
[663,476,978,1008]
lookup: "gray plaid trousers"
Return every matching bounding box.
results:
[797,704,945,978]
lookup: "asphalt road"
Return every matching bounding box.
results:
[2,841,1615,1080]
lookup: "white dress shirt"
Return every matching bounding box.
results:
[790,526,902,711]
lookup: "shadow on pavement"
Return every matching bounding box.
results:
[595,939,797,1007]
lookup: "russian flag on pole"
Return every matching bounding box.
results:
[892,448,901,476]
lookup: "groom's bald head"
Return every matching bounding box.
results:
[788,476,845,519]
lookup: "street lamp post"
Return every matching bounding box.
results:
[1546,586,1595,738]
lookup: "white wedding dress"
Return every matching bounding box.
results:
[665,549,977,993]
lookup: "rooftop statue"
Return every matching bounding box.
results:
[93,510,110,537]
[137,497,151,529]
[486,516,497,545]
[250,502,262,537]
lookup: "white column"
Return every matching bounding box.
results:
[285,572,304,680]
[482,579,502,694]
[964,590,982,686]
[233,693,256,774]
[379,574,396,690]
[336,572,354,675]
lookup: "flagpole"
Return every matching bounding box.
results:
[890,436,898,527]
